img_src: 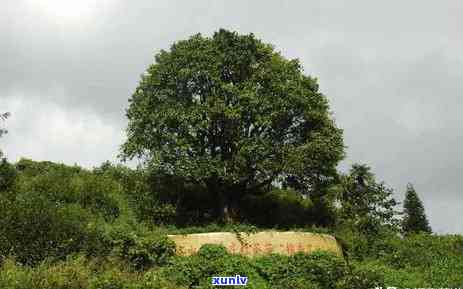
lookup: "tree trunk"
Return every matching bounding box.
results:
[217,191,233,223]
[208,178,242,223]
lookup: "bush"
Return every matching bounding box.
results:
[130,190,177,225]
[14,159,123,217]
[162,244,267,288]
[140,271,187,289]
[108,227,175,270]
[197,244,229,259]
[71,174,121,221]
[16,158,82,178]
[254,251,346,289]
[0,256,181,289]
[381,234,463,269]
[126,171,216,226]
[88,270,135,289]
[292,252,346,288]
[0,158,17,192]
[334,225,397,261]
[335,229,463,287]
[336,262,384,289]
[0,193,105,265]
[372,262,426,288]
[271,277,321,289]
[240,188,319,228]
[0,256,91,289]
[161,247,349,289]
[15,168,121,222]
[2,158,463,288]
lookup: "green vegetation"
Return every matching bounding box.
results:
[122,29,344,222]
[0,30,458,288]
[402,183,432,235]
[0,157,460,288]
[0,112,10,158]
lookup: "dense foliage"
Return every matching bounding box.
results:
[122,29,344,221]
[333,164,400,242]
[1,234,462,288]
[402,183,432,235]
[0,158,454,288]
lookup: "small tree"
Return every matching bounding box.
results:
[121,30,344,222]
[337,164,399,235]
[402,183,432,234]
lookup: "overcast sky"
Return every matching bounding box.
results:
[1,0,462,233]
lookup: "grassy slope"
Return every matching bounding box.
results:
[0,159,462,288]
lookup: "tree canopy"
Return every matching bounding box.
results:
[122,29,344,220]
[337,164,399,234]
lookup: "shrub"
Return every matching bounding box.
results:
[254,251,346,289]
[0,158,17,192]
[131,192,177,225]
[162,244,266,288]
[71,174,121,221]
[161,247,349,289]
[271,277,321,289]
[14,159,122,221]
[252,254,291,282]
[336,262,384,289]
[140,271,187,289]
[0,256,91,289]
[197,244,229,259]
[292,251,346,288]
[0,193,105,265]
[377,264,426,288]
[0,258,33,289]
[336,231,463,287]
[380,234,463,269]
[109,228,175,270]
[88,270,134,289]
[240,188,318,228]
[126,172,216,226]
[334,225,397,261]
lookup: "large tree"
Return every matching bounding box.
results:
[122,30,344,220]
[402,183,432,235]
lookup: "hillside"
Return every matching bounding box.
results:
[0,159,462,288]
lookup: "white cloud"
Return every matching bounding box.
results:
[1,94,125,168]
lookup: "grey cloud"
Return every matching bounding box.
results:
[1,0,462,232]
